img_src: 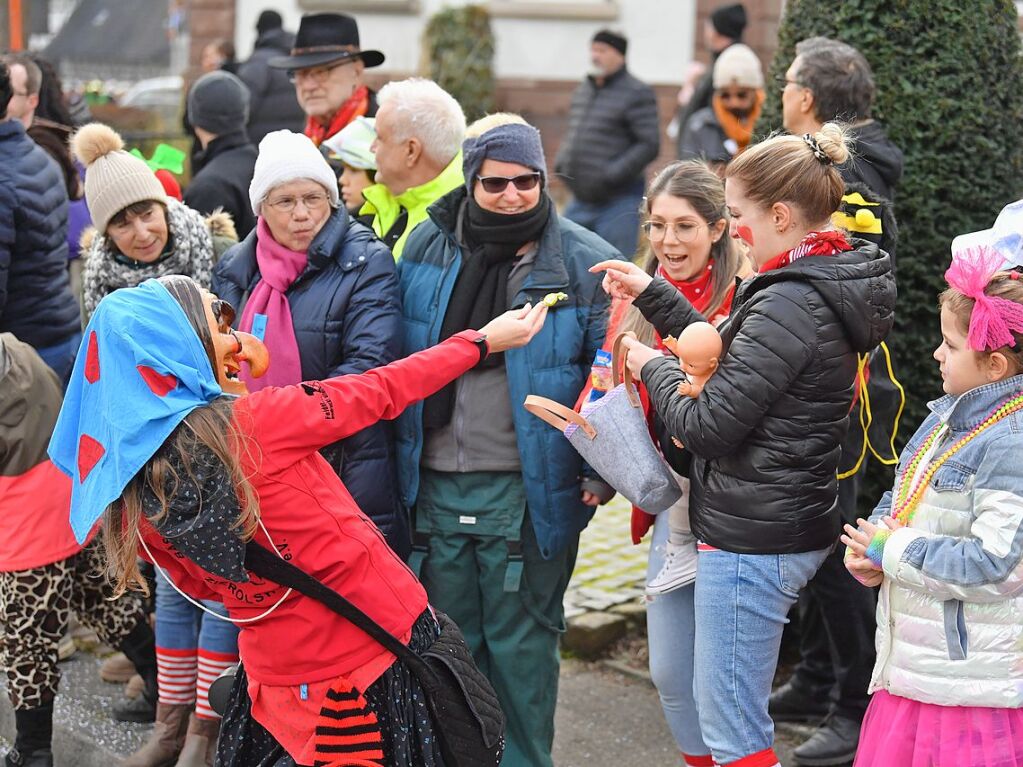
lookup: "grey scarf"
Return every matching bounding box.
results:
[81,199,215,322]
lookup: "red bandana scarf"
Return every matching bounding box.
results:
[305,86,370,147]
[758,230,852,273]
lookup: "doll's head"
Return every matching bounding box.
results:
[937,249,1023,396]
[677,322,722,377]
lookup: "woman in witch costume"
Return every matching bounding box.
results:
[48,275,547,766]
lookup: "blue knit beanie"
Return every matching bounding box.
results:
[463,122,547,196]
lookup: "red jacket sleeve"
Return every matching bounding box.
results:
[238,331,485,470]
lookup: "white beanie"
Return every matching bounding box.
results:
[713,43,764,90]
[249,130,340,214]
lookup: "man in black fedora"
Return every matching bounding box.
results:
[269,12,385,147]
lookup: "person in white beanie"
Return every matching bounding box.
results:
[678,42,765,173]
[212,129,410,557]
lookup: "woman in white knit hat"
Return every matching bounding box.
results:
[72,122,240,767]
[212,130,407,559]
[74,123,237,323]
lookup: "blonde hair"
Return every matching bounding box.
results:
[725,122,850,225]
[465,112,527,138]
[940,272,1023,375]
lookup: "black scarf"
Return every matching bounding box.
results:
[422,194,552,429]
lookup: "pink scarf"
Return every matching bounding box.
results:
[239,218,307,391]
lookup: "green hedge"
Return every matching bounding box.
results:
[422,5,496,123]
[757,0,1023,505]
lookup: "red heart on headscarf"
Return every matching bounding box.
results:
[85,331,100,383]
[77,434,105,482]
[137,365,178,397]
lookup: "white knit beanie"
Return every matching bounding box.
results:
[249,130,340,215]
[72,123,168,233]
[713,43,764,90]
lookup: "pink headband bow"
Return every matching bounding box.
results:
[945,247,1023,352]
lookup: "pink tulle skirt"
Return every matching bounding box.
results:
[855,691,1023,767]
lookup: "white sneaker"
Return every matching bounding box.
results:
[646,540,698,596]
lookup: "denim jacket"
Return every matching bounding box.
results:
[867,373,1023,707]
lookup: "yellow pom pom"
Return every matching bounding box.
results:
[855,209,876,228]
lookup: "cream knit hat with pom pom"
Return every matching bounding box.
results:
[72,123,167,232]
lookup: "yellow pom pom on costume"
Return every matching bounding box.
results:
[855,209,876,228]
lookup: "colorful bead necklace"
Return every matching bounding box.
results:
[891,391,1023,526]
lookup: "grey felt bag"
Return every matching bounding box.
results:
[524,332,683,513]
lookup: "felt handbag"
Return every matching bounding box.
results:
[242,542,506,767]
[524,332,683,514]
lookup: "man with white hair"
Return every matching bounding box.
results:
[362,77,466,259]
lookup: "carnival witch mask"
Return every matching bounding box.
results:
[200,291,270,395]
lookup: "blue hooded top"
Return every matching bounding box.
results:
[49,279,223,542]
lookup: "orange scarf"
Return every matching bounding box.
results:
[304,86,370,147]
[712,90,765,154]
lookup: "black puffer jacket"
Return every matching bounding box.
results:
[637,242,896,554]
[0,120,80,349]
[554,67,660,204]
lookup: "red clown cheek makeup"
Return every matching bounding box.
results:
[737,225,755,247]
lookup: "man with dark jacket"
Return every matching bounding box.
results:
[555,29,659,258]
[0,61,80,386]
[774,35,904,767]
[237,10,305,146]
[184,71,258,238]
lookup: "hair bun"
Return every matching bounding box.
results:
[813,123,851,166]
[71,123,125,167]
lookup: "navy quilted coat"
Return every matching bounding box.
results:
[0,120,80,348]
[212,206,410,556]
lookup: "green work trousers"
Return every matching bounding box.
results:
[416,470,579,767]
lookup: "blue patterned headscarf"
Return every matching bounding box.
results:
[49,279,223,542]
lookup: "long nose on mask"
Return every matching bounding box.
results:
[234,331,270,378]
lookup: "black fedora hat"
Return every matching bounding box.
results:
[268,13,385,71]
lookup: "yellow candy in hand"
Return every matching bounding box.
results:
[543,292,568,307]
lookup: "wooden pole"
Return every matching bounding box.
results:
[9,0,24,50]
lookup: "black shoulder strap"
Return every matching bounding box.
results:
[243,541,422,670]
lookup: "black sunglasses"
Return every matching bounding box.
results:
[476,173,541,194]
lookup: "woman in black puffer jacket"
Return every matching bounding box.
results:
[592,122,896,767]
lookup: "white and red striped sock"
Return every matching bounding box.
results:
[196,649,238,720]
[156,647,198,706]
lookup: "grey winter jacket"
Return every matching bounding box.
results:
[554,67,660,204]
[237,29,306,146]
[637,241,896,554]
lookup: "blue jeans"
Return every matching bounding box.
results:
[35,332,81,391]
[646,513,708,757]
[562,180,645,259]
[154,578,239,654]
[694,546,830,765]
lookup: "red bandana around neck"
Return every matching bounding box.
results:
[758,230,852,274]
[305,85,370,147]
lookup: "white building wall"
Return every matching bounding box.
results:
[233,0,694,86]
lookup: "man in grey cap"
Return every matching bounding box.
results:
[184,71,258,238]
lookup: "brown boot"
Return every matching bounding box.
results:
[173,715,220,767]
[122,703,191,767]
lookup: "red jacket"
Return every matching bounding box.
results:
[140,331,484,686]
[0,334,84,572]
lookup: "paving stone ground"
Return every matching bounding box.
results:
[564,495,649,619]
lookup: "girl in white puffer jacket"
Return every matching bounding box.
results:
[843,248,1023,767]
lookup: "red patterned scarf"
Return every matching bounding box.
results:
[758,230,852,273]
[305,86,370,147]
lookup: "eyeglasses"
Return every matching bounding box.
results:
[210,299,236,332]
[289,59,356,84]
[476,173,541,194]
[264,192,330,213]
[642,220,706,243]
[775,74,804,91]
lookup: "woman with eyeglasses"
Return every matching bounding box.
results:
[395,114,614,767]
[72,122,240,766]
[212,130,408,557]
[574,160,749,766]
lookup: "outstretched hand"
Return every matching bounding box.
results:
[479,302,548,354]
[590,260,654,301]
